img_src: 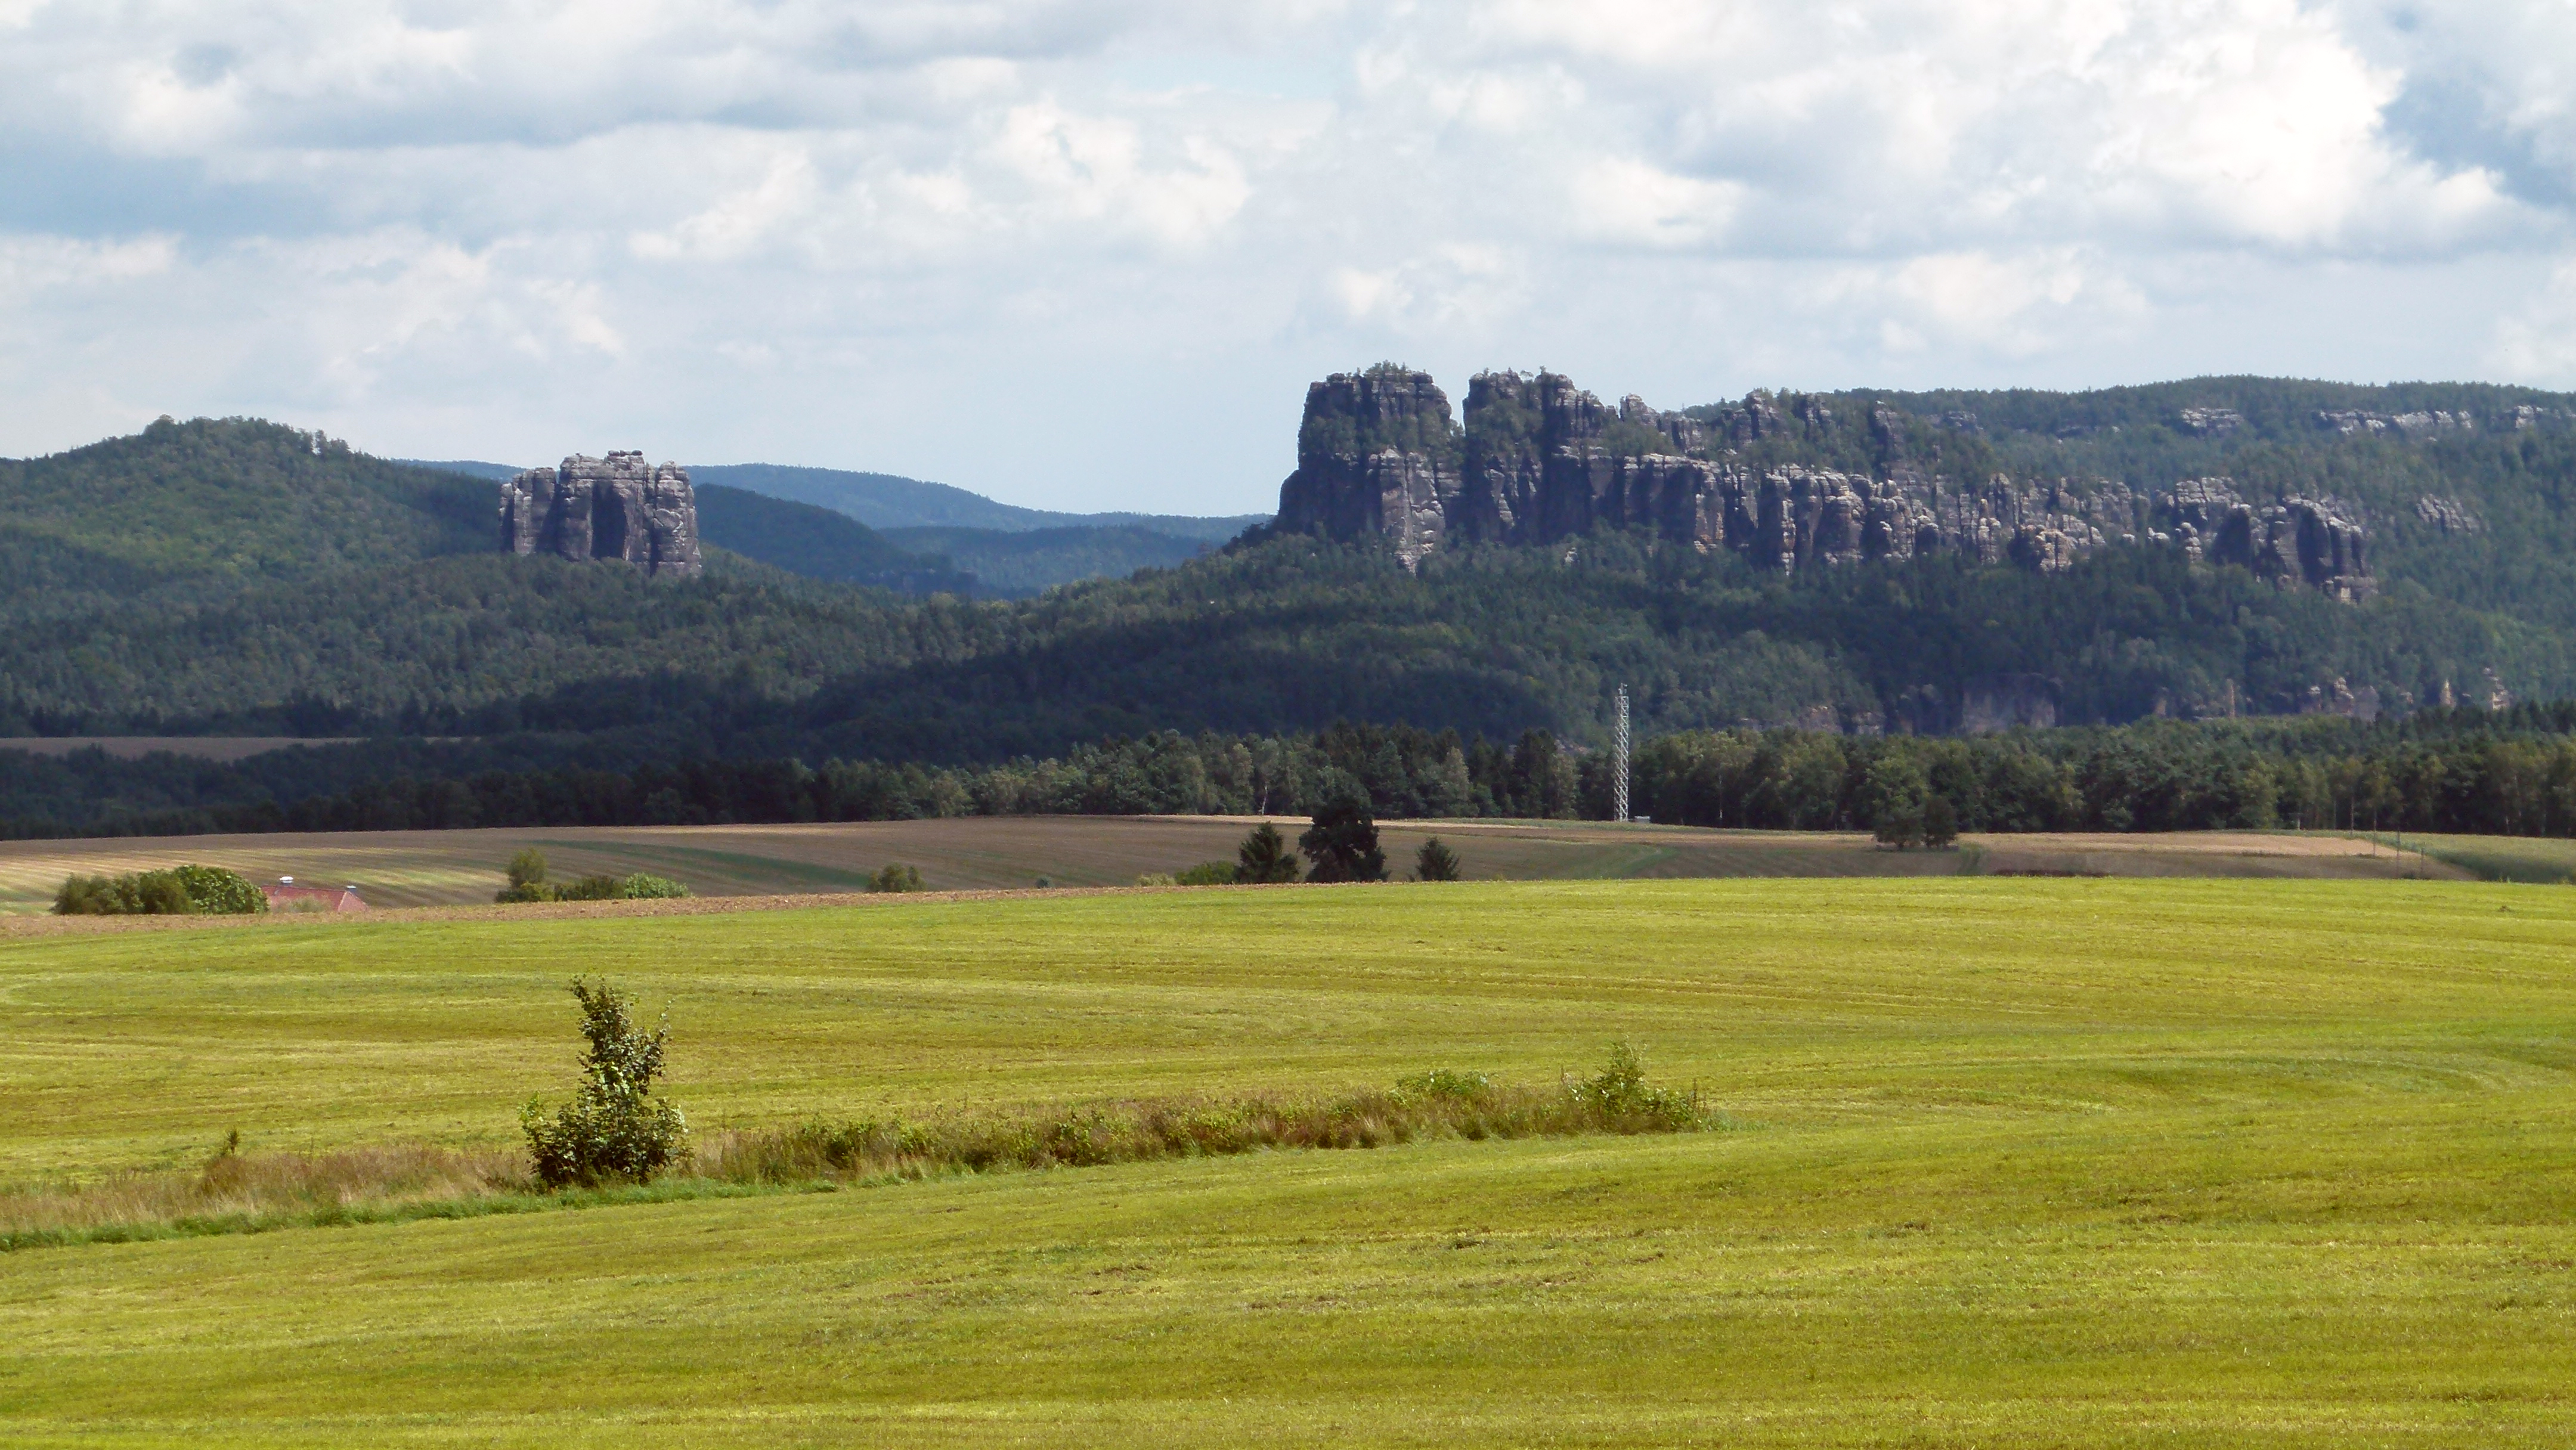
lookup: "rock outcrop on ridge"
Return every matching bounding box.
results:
[1273,365,2372,599]
[499,453,702,578]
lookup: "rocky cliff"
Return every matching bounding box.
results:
[500,453,702,578]
[1274,366,2372,598]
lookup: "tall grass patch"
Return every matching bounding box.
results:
[2,1049,1711,1250]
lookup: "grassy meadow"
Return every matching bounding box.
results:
[2,877,2572,1445]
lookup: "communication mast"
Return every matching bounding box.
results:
[1614,684,1630,824]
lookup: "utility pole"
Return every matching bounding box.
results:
[1614,684,1631,824]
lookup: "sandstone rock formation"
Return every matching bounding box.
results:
[1274,367,2372,597]
[2163,479,2371,602]
[2414,495,2482,534]
[499,453,702,578]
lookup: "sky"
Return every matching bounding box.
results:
[4,1,2575,516]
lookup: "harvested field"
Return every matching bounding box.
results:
[2385,831,2576,883]
[0,817,2465,913]
[0,736,355,761]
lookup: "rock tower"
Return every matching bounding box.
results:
[499,453,702,578]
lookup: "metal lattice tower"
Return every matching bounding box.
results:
[1614,684,1630,823]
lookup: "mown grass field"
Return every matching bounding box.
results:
[0,817,2462,912]
[3,878,2572,1446]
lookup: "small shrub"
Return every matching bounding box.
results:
[53,874,125,915]
[1413,837,1461,882]
[170,865,267,914]
[620,873,689,900]
[871,863,924,893]
[1566,1042,1699,1130]
[1133,872,1178,887]
[521,979,688,1189]
[507,847,549,890]
[1175,861,1240,887]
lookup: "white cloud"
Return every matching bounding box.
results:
[1569,159,1742,249]
[1878,247,2147,355]
[632,152,822,262]
[0,234,177,294]
[0,0,2571,512]
[2489,256,2576,383]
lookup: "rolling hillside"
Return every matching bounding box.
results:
[13,378,2576,767]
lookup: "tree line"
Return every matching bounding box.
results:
[14,708,2576,842]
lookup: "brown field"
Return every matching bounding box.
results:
[0,816,2464,914]
[0,736,355,761]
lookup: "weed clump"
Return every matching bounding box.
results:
[870,863,924,893]
[521,979,688,1189]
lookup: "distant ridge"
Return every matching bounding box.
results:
[402,460,1268,542]
[682,463,1267,541]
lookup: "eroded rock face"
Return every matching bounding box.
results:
[2414,495,2482,534]
[1275,367,2373,598]
[2164,478,2371,601]
[1274,368,1460,569]
[499,452,703,577]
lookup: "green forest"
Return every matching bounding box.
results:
[7,383,2576,838]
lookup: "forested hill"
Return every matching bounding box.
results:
[0,417,490,618]
[7,382,2576,762]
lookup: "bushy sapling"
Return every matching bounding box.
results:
[1414,836,1461,881]
[521,979,688,1189]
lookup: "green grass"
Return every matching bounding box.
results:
[3,878,2574,1445]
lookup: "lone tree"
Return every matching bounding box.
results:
[1236,822,1302,884]
[521,978,688,1189]
[497,847,552,903]
[1863,755,1930,850]
[1300,794,1388,883]
[1414,836,1461,881]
